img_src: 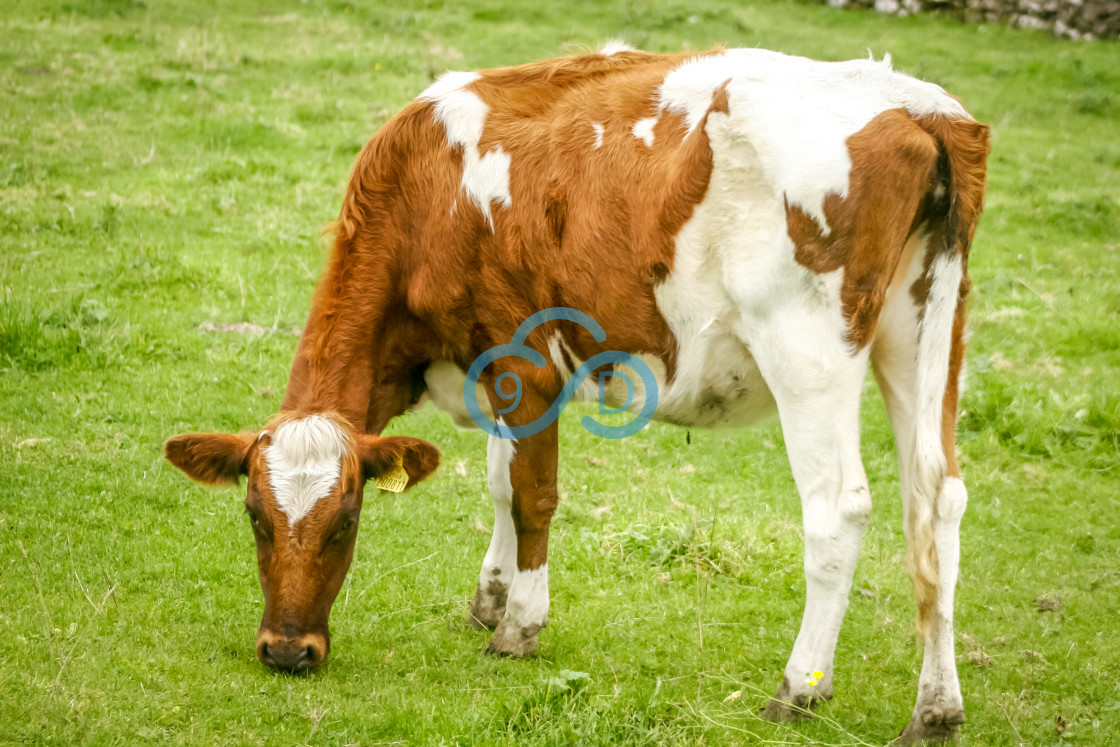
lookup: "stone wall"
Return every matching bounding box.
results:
[824,0,1120,40]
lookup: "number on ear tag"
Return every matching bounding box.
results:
[374,454,409,493]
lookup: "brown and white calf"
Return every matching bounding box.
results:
[165,44,988,742]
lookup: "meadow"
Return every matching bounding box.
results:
[1,0,1118,744]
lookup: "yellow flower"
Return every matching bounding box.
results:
[807,678,818,687]
[812,670,824,680]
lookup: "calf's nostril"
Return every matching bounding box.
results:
[289,647,312,670]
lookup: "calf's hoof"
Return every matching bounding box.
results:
[898,707,965,744]
[486,618,541,657]
[467,580,507,630]
[760,677,828,722]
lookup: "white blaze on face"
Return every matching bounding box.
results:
[419,71,512,229]
[264,415,349,526]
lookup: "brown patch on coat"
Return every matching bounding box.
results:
[708,79,731,115]
[790,110,989,354]
[468,54,721,387]
[787,109,941,349]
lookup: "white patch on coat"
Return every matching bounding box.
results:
[599,40,635,57]
[655,48,967,233]
[547,332,598,402]
[419,360,492,429]
[264,415,349,526]
[505,564,549,631]
[591,121,604,149]
[419,71,511,229]
[632,117,656,147]
[643,104,791,429]
[479,421,517,594]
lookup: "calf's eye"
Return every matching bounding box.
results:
[332,517,356,542]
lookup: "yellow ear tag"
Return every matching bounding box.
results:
[374,454,409,493]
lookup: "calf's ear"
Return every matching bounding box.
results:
[164,432,256,485]
[356,435,441,490]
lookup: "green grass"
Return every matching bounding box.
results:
[2,0,1118,744]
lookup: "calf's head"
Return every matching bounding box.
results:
[164,413,439,671]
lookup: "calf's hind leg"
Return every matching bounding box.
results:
[752,325,873,719]
[873,255,969,743]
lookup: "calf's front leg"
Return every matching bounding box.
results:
[485,420,558,657]
[468,431,518,629]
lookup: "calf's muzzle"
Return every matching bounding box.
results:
[256,630,327,672]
